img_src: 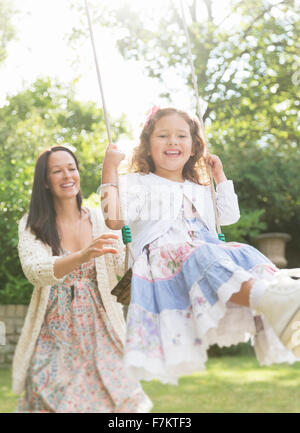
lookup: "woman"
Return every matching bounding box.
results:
[13,145,152,413]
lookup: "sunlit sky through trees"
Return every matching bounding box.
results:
[0,0,238,141]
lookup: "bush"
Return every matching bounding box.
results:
[0,275,32,305]
[221,208,266,244]
[208,341,255,358]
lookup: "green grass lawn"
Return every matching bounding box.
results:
[1,356,300,413]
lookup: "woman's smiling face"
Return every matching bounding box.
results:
[149,114,194,182]
[46,150,80,200]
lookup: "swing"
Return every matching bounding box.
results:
[84,0,225,306]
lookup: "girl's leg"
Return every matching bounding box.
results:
[229,279,254,307]
[228,271,300,356]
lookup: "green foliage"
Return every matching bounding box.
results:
[0,275,33,305]
[82,192,100,209]
[82,0,300,253]
[212,142,300,248]
[221,209,266,243]
[208,341,254,358]
[0,78,129,304]
[0,0,16,64]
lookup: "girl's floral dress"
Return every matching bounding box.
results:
[16,254,152,413]
[124,196,297,384]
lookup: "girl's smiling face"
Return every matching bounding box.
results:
[149,114,194,182]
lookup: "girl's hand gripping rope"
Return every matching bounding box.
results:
[101,144,125,231]
[206,154,227,241]
[103,143,125,170]
[206,154,227,185]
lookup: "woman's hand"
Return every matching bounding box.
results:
[103,143,125,170]
[207,154,227,184]
[53,234,120,279]
[78,233,119,264]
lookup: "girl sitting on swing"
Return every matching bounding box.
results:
[101,106,300,384]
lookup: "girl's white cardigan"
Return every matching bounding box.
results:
[12,207,126,395]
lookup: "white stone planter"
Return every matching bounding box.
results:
[255,232,291,268]
[0,304,28,366]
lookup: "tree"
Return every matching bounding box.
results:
[0,0,16,64]
[0,78,129,303]
[70,0,300,258]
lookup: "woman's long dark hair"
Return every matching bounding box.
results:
[26,146,82,256]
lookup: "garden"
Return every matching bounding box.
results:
[0,0,299,413]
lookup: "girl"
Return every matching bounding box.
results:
[14,145,152,412]
[101,107,300,384]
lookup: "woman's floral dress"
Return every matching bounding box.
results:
[16,254,152,413]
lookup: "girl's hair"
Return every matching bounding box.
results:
[130,107,209,185]
[26,145,82,256]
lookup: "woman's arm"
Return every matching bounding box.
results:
[53,234,119,279]
[18,216,65,286]
[101,144,125,230]
[18,216,119,283]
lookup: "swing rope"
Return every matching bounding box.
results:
[178,0,224,240]
[84,0,112,144]
[84,0,133,274]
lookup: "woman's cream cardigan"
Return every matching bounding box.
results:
[12,207,126,395]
